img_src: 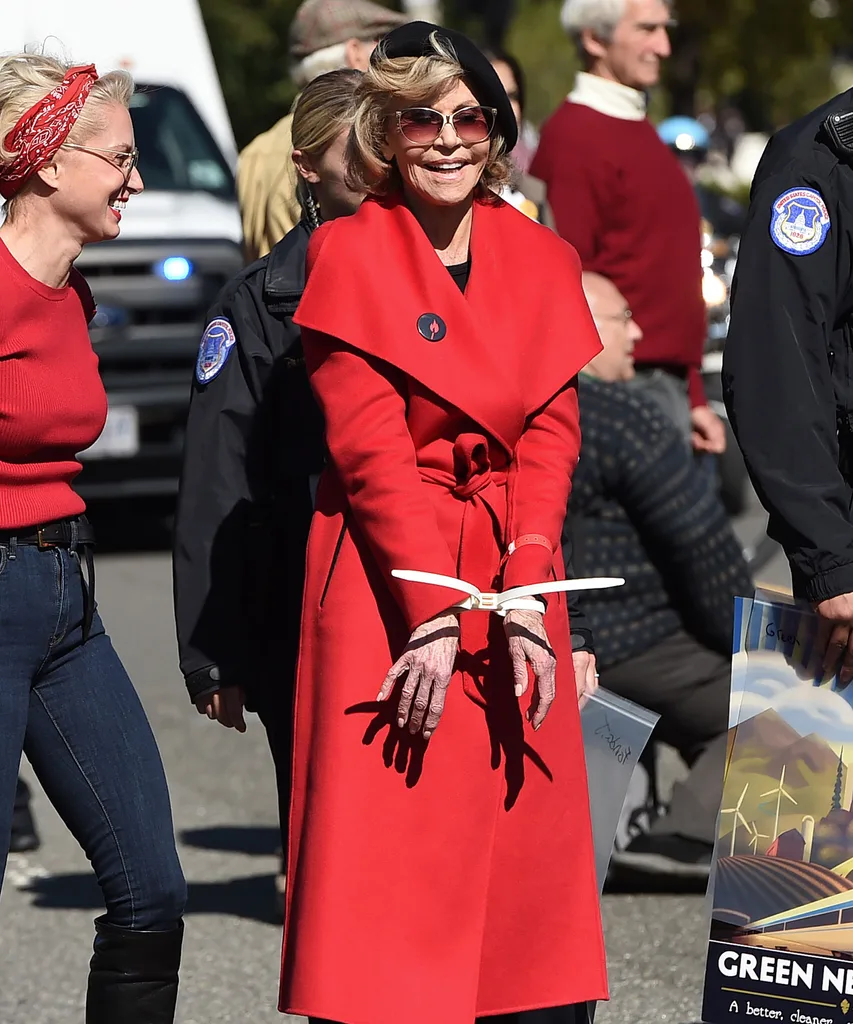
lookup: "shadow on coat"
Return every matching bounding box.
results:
[346,697,429,789]
[344,637,555,810]
[18,870,281,926]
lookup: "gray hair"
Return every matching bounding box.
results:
[560,0,627,43]
[291,42,349,88]
[561,0,672,46]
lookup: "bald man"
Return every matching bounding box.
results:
[567,272,750,878]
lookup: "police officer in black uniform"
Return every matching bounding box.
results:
[723,92,853,682]
[172,71,363,893]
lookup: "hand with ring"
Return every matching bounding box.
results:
[816,592,853,687]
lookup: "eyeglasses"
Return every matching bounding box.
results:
[61,143,139,178]
[394,106,497,146]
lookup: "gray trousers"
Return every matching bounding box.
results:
[600,629,729,845]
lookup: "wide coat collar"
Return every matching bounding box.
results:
[294,193,601,455]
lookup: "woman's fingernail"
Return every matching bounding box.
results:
[424,730,432,740]
[514,683,524,697]
[376,692,384,701]
[397,717,406,729]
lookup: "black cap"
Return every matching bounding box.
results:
[375,21,518,152]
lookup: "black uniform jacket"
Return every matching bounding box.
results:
[173,221,325,703]
[723,90,853,603]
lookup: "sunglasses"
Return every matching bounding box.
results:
[394,105,497,146]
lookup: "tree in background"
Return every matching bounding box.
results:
[448,0,853,131]
[200,0,403,148]
[665,0,843,131]
[200,0,303,149]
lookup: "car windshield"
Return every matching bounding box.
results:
[130,86,235,199]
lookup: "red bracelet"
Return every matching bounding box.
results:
[501,534,552,567]
[509,534,552,555]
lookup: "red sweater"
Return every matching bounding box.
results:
[531,101,707,405]
[0,239,106,529]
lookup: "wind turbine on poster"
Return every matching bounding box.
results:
[721,783,750,856]
[747,821,768,855]
[760,766,797,842]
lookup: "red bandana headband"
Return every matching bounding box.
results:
[0,64,99,200]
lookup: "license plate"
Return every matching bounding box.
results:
[80,405,140,460]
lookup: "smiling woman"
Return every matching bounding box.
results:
[0,55,143,241]
[280,21,608,1024]
[0,53,184,1024]
[346,30,513,210]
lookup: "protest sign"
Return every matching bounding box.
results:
[703,594,853,1024]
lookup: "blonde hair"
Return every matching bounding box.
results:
[346,31,512,198]
[0,52,134,196]
[291,68,362,229]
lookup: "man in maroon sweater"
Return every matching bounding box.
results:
[531,0,725,454]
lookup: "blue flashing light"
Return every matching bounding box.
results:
[157,256,193,282]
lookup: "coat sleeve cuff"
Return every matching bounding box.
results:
[185,665,221,702]
[398,582,466,633]
[803,563,853,604]
[501,544,554,592]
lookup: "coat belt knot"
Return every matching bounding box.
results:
[451,433,507,499]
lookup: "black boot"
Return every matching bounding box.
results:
[86,916,183,1024]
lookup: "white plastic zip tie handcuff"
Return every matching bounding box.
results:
[391,569,625,617]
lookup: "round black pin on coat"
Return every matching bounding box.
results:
[417,313,446,342]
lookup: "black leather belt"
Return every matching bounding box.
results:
[0,517,97,641]
[9,518,96,549]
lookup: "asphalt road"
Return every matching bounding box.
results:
[0,499,790,1024]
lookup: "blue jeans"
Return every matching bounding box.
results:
[0,542,185,930]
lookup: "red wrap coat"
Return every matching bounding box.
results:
[281,194,608,1024]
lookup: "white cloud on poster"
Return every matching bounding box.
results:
[732,650,853,742]
[775,685,853,743]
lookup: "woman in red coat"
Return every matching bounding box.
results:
[282,23,608,1024]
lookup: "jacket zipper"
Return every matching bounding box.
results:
[319,512,349,608]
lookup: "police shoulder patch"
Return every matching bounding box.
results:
[196,318,237,384]
[770,187,830,256]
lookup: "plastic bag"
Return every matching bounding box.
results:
[581,688,660,892]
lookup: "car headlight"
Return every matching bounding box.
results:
[155,256,194,282]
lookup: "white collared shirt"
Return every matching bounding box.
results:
[568,71,647,121]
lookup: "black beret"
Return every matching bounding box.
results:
[374,21,518,152]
